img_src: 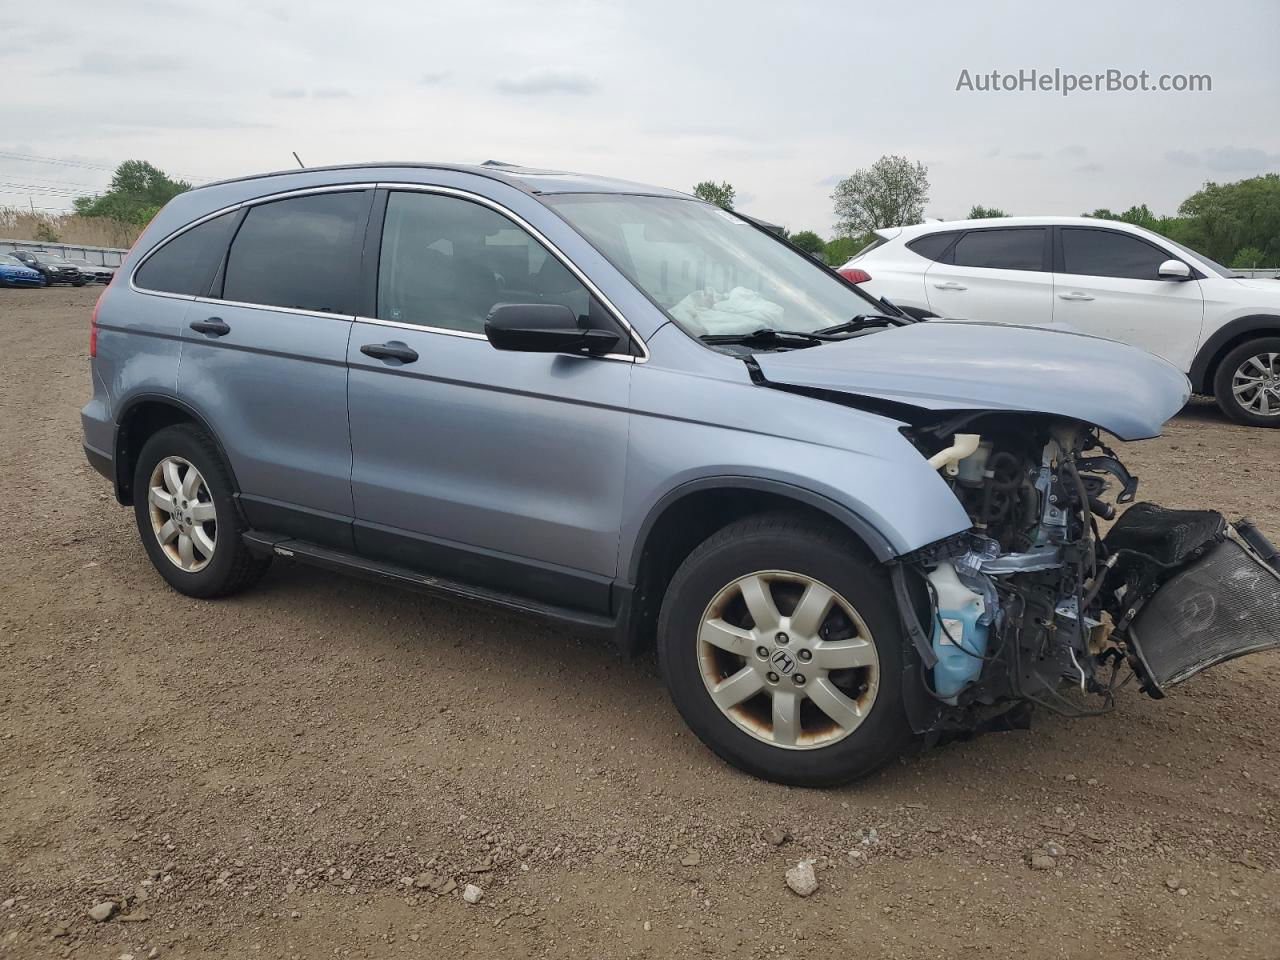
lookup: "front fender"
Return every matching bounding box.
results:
[620,360,973,577]
[1189,313,1280,392]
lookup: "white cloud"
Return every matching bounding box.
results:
[494,72,597,96]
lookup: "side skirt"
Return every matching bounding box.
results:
[242,531,619,640]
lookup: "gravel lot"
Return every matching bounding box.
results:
[2,286,1279,959]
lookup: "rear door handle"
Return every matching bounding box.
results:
[1058,291,1095,301]
[933,281,967,291]
[189,317,231,336]
[360,341,419,363]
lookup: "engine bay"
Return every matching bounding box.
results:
[901,414,1280,731]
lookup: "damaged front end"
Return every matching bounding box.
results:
[894,415,1280,733]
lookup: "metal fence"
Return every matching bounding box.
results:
[0,238,129,267]
[1231,268,1280,279]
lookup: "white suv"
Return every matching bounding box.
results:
[839,216,1280,427]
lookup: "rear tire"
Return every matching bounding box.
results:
[132,424,270,598]
[1214,337,1280,427]
[657,513,914,787]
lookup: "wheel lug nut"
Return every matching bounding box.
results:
[775,632,789,645]
[793,673,806,685]
[756,646,769,659]
[766,671,779,683]
[798,649,812,662]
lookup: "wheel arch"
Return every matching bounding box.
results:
[616,477,896,656]
[1189,314,1280,394]
[112,394,240,506]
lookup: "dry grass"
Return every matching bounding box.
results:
[0,207,139,249]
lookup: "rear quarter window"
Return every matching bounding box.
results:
[906,232,958,262]
[134,212,238,296]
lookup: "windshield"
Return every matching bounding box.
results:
[0,255,21,266]
[1161,236,1235,278]
[545,194,884,338]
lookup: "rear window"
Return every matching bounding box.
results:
[135,212,237,296]
[906,232,957,262]
[221,191,368,314]
[952,228,1045,272]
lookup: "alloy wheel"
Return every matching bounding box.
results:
[147,456,217,572]
[1232,352,1280,418]
[697,570,880,750]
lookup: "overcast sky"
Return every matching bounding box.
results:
[2,0,1277,234]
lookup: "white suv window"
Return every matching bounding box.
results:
[951,228,1046,272]
[1060,228,1172,281]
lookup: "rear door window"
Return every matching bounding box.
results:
[221,191,369,314]
[951,228,1046,271]
[134,212,238,296]
[1060,228,1170,280]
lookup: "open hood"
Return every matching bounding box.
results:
[753,320,1190,440]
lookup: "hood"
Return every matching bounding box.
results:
[754,320,1190,441]
[1228,277,1280,295]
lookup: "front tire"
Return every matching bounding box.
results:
[657,513,913,787]
[132,424,270,598]
[1214,337,1280,427]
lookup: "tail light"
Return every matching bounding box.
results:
[90,287,105,358]
[89,262,120,358]
[838,267,872,284]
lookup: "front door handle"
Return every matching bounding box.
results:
[1058,291,1095,301]
[360,341,419,364]
[933,281,967,291]
[189,317,231,336]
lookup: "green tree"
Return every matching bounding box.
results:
[967,204,1007,219]
[823,234,875,266]
[1231,246,1267,268]
[74,160,192,226]
[1178,174,1280,266]
[692,180,735,209]
[831,155,929,236]
[789,230,825,256]
[1083,205,1196,248]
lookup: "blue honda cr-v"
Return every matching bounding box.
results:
[81,162,1280,785]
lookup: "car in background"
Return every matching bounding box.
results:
[838,216,1280,427]
[11,251,87,286]
[66,258,116,284]
[0,254,45,288]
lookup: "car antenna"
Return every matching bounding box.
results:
[292,151,306,169]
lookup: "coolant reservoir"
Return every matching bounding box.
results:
[928,563,989,702]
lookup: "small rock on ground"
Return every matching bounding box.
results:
[463,884,483,904]
[785,861,819,897]
[88,901,117,923]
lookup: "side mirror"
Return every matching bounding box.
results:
[484,303,620,356]
[1158,259,1192,281]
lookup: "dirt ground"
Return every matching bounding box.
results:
[2,285,1278,960]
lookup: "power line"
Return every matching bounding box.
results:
[0,182,98,198]
[0,151,117,172]
[0,150,213,183]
